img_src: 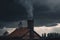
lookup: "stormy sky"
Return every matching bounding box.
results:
[0,0,60,28]
[0,0,60,36]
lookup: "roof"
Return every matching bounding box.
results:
[9,27,28,37]
[9,27,41,39]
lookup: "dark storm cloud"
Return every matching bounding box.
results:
[0,0,60,28]
[34,19,60,27]
[33,0,60,27]
[0,21,20,28]
[0,0,27,21]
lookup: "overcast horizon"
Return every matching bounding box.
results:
[0,24,60,36]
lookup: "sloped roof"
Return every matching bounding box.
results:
[9,27,28,37]
[9,27,41,39]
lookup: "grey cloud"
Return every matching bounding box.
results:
[0,29,6,35]
[0,21,20,28]
[51,27,60,33]
[34,19,60,27]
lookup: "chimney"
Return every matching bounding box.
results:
[27,19,34,29]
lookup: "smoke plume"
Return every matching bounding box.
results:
[0,0,60,28]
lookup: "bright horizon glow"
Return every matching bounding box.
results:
[0,23,60,36]
[3,27,16,34]
[34,23,60,36]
